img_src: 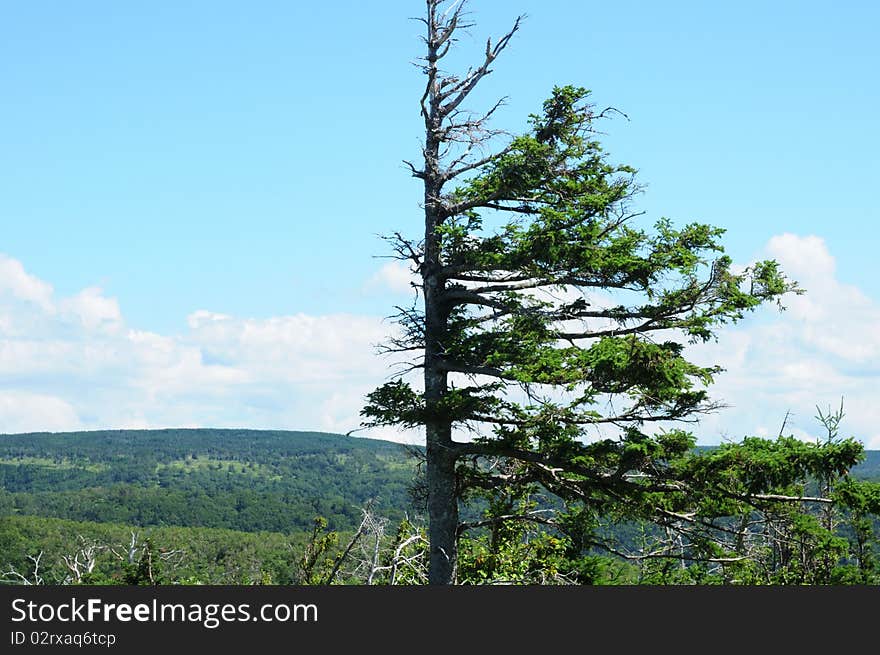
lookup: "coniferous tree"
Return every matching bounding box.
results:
[362,0,801,584]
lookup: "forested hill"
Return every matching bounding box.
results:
[0,429,419,533]
[1,428,879,536]
[853,449,880,479]
[0,428,409,462]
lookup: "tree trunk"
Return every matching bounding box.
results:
[423,165,458,583]
[423,254,459,584]
[426,431,458,584]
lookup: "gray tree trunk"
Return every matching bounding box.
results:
[423,114,458,582]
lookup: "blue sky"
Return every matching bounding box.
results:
[1,1,878,446]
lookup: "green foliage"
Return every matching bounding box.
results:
[682,436,865,496]
[295,517,340,585]
[451,406,880,585]
[0,429,417,534]
[458,530,572,584]
[627,408,880,584]
[455,482,629,585]
[122,538,165,585]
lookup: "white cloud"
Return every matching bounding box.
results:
[0,254,54,311]
[366,261,418,295]
[0,253,413,442]
[766,233,836,282]
[60,287,123,332]
[187,311,393,383]
[0,391,82,433]
[690,233,880,448]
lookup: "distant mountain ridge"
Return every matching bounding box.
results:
[0,427,408,457]
[0,428,419,533]
[1,427,877,475]
[1,429,878,536]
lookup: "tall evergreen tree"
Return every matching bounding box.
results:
[362,0,800,584]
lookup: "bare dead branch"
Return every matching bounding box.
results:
[438,16,522,116]
[323,505,373,584]
[2,552,46,585]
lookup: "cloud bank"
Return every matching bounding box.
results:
[1,234,878,448]
[689,233,880,448]
[0,253,413,441]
